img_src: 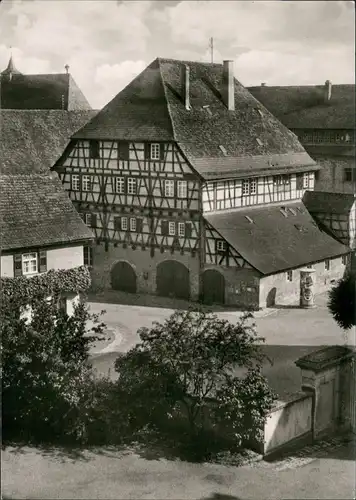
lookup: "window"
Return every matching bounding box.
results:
[274,175,290,185]
[307,264,313,269]
[118,142,129,161]
[242,180,249,195]
[130,217,137,232]
[121,217,128,230]
[150,143,160,160]
[178,222,185,237]
[168,221,176,236]
[250,179,257,194]
[58,296,67,314]
[83,246,93,267]
[84,213,91,226]
[82,175,91,191]
[242,179,258,196]
[303,173,309,189]
[89,140,100,159]
[342,255,348,265]
[116,177,125,194]
[128,178,137,194]
[344,168,353,182]
[325,259,330,271]
[286,270,293,282]
[71,174,80,191]
[165,180,175,197]
[216,240,226,252]
[22,253,38,275]
[177,180,187,198]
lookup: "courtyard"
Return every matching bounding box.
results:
[88,292,355,398]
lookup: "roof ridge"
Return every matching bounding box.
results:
[157,59,177,142]
[157,57,223,67]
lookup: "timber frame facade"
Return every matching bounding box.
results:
[54,137,329,308]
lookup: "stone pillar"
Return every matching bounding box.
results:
[299,268,316,308]
[295,346,355,440]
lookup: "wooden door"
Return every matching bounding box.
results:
[202,269,225,305]
[111,261,137,293]
[156,260,190,300]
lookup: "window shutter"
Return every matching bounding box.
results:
[91,213,97,228]
[296,173,303,190]
[161,220,168,236]
[136,218,143,233]
[185,222,192,238]
[160,144,165,160]
[119,142,129,160]
[39,250,47,273]
[114,216,121,231]
[144,143,150,160]
[14,254,22,277]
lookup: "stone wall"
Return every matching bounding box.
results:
[91,243,201,300]
[259,256,346,308]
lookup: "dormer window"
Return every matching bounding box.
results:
[89,140,100,159]
[150,143,160,160]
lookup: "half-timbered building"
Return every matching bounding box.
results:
[248,82,355,195]
[53,58,350,308]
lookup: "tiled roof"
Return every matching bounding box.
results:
[0,110,97,175]
[303,191,355,214]
[73,58,315,179]
[248,84,355,129]
[204,202,350,275]
[0,174,94,251]
[0,73,92,110]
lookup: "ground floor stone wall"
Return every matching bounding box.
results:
[90,243,201,301]
[259,256,346,308]
[90,244,348,310]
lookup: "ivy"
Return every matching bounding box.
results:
[1,265,91,308]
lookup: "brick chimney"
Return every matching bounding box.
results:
[222,60,235,111]
[324,80,332,102]
[182,64,191,110]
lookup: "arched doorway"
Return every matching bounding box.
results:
[201,269,225,305]
[156,260,190,300]
[111,261,137,293]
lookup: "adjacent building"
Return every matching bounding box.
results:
[0,57,97,316]
[53,58,350,308]
[248,82,355,194]
[0,174,94,316]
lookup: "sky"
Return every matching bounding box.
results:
[0,0,354,109]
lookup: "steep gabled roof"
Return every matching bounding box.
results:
[204,201,349,275]
[73,58,315,180]
[0,109,97,174]
[0,73,92,110]
[0,173,94,251]
[248,84,355,129]
[303,190,355,215]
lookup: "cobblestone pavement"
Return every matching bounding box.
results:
[252,434,355,471]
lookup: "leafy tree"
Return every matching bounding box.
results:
[328,271,356,331]
[114,309,276,453]
[1,291,107,444]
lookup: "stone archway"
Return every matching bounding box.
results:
[201,269,225,305]
[111,261,137,293]
[156,260,190,300]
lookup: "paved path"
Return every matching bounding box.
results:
[2,436,355,499]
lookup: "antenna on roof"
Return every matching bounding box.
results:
[209,37,214,63]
